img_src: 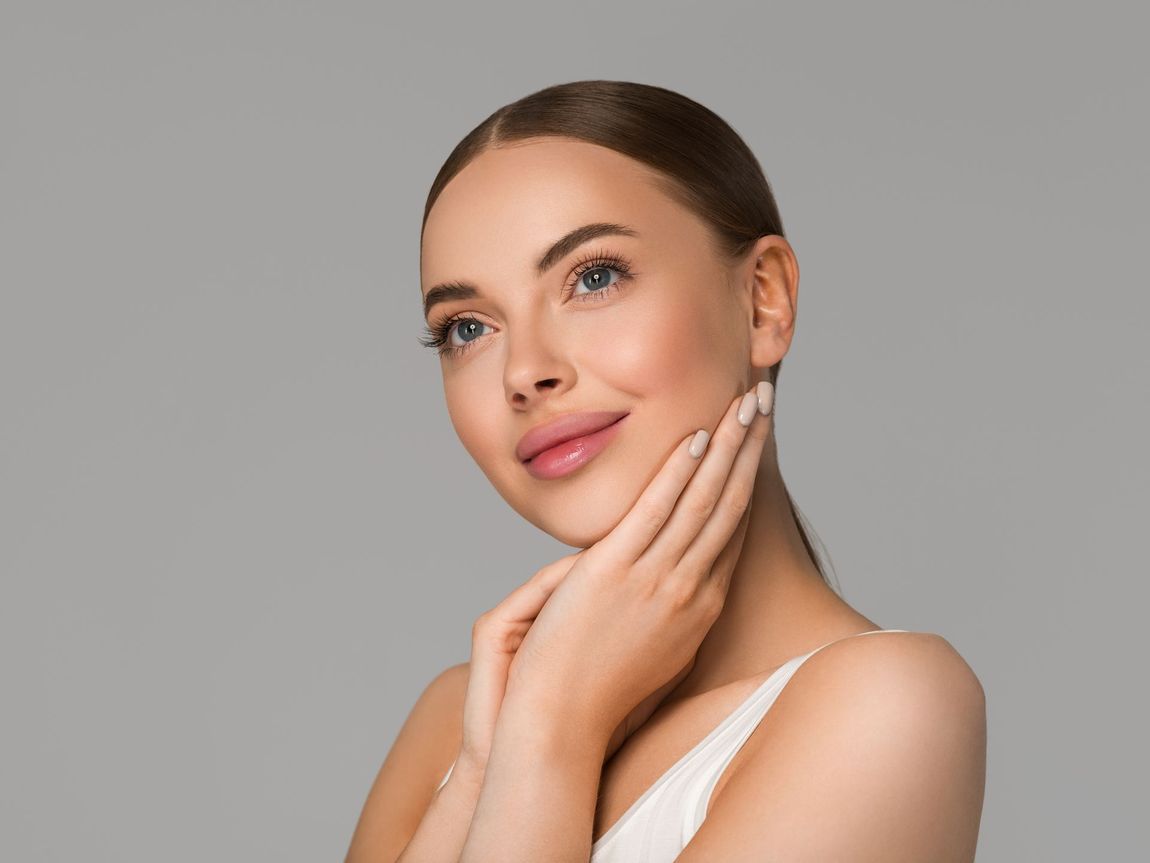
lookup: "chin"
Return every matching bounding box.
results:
[479,435,660,548]
[517,471,642,549]
[548,521,614,550]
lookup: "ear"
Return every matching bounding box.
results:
[742,235,799,372]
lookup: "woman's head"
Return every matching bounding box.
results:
[419,81,818,567]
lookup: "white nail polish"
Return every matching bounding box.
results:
[737,391,758,426]
[756,381,774,416]
[689,429,710,458]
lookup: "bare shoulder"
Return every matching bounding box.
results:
[344,661,471,863]
[802,630,985,709]
[676,632,987,863]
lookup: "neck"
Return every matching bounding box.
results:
[667,432,878,700]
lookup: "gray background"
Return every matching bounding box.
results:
[2,2,1145,860]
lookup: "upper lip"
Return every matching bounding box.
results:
[516,410,630,462]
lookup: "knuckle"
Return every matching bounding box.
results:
[627,561,658,595]
[702,583,726,620]
[638,574,663,605]
[472,610,495,637]
[748,418,770,441]
[666,578,699,611]
[723,488,751,518]
[720,421,747,448]
[549,552,580,576]
[686,493,717,523]
[637,499,670,534]
[534,560,561,579]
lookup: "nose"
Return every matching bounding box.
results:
[503,319,576,410]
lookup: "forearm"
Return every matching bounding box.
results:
[459,693,608,863]
[395,759,486,863]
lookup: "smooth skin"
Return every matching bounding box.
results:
[498,387,768,756]
[458,385,772,861]
[364,388,762,863]
[345,137,986,862]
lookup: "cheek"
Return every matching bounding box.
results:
[583,289,735,392]
[445,389,501,467]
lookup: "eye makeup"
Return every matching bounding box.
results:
[418,248,637,359]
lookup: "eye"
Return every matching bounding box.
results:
[416,315,492,359]
[445,317,490,351]
[570,263,624,299]
[566,253,634,303]
[417,250,637,359]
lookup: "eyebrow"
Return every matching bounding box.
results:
[422,222,639,321]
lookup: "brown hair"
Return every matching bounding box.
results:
[420,79,839,592]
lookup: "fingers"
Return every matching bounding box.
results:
[510,552,581,617]
[679,404,768,586]
[704,494,753,597]
[475,551,582,644]
[640,384,767,571]
[590,391,747,565]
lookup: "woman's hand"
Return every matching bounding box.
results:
[502,383,773,748]
[601,501,752,763]
[455,549,585,778]
[457,535,733,780]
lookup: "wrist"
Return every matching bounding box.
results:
[496,687,612,762]
[447,751,487,791]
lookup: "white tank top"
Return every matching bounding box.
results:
[434,628,910,862]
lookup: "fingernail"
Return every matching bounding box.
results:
[737,390,758,426]
[756,381,774,416]
[688,429,710,458]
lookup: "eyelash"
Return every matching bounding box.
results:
[418,249,636,359]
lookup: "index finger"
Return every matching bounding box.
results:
[588,389,752,564]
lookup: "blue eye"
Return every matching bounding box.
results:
[418,251,636,359]
[443,317,492,352]
[572,264,623,298]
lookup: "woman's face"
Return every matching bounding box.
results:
[420,137,759,548]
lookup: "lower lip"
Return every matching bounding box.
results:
[522,415,629,480]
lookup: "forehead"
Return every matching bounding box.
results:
[421,138,690,283]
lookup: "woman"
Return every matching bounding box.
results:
[346,80,986,862]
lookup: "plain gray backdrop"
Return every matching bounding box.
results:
[2,2,1145,860]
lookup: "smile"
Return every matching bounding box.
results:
[522,414,629,480]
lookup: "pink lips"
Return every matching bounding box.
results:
[517,411,629,480]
